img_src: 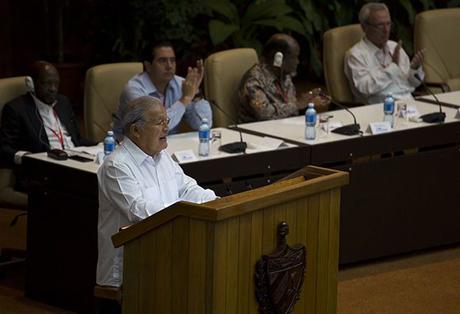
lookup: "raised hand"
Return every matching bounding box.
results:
[411,48,425,69]
[180,60,204,105]
[391,40,402,65]
[195,59,204,87]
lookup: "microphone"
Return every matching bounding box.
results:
[209,100,247,154]
[414,73,446,123]
[329,100,361,136]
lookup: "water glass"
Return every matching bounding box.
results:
[210,130,222,156]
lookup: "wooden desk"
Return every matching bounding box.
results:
[238,100,460,264]
[22,128,306,313]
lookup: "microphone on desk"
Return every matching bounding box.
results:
[328,100,361,136]
[209,100,247,154]
[414,73,446,123]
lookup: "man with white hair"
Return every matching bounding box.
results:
[96,96,216,294]
[344,2,425,104]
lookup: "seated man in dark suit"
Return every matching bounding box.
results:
[0,60,94,168]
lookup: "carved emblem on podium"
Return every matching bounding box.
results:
[255,222,306,314]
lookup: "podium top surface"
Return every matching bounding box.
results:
[112,165,348,248]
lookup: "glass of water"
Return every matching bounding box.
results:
[210,130,222,156]
[319,114,332,137]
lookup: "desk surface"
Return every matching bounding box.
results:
[238,99,460,146]
[419,90,460,107]
[27,127,296,174]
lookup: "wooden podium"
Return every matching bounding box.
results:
[112,166,348,314]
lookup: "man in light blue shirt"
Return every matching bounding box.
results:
[118,41,212,135]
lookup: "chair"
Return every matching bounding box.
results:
[204,48,258,127]
[84,62,143,142]
[0,77,28,271]
[0,76,28,209]
[323,24,363,105]
[414,8,460,92]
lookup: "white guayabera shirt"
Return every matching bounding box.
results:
[345,37,424,104]
[96,137,216,287]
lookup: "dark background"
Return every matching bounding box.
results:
[1,0,459,109]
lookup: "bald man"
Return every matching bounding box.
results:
[0,61,93,168]
[239,33,330,123]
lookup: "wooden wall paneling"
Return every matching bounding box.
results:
[295,197,308,312]
[212,220,228,312]
[141,229,157,313]
[262,207,275,254]
[225,216,240,313]
[248,209,263,310]
[316,191,331,313]
[305,195,320,313]
[155,223,173,313]
[327,188,341,314]
[188,219,208,314]
[237,213,252,313]
[172,217,190,313]
[123,238,141,314]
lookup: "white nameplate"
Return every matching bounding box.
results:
[258,136,284,150]
[368,121,392,135]
[173,150,198,163]
[405,105,419,118]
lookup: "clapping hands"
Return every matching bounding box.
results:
[180,60,204,105]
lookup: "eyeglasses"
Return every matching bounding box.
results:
[366,21,392,30]
[145,117,170,127]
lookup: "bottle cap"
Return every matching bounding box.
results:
[107,130,114,136]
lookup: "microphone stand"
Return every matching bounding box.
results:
[329,100,361,135]
[415,74,446,123]
[209,100,247,154]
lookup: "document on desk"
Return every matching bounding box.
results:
[257,136,284,150]
[70,144,103,156]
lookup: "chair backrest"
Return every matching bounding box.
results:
[0,76,28,121]
[323,24,363,103]
[84,62,143,142]
[414,8,460,91]
[204,48,258,127]
[0,76,28,209]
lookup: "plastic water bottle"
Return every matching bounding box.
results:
[383,94,395,128]
[305,103,317,140]
[198,119,210,157]
[104,130,116,156]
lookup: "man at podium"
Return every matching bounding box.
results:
[96,96,216,292]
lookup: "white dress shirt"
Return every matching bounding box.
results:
[96,137,216,287]
[344,37,424,104]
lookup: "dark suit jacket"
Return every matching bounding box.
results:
[0,93,94,168]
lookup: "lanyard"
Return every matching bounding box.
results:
[45,109,65,149]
